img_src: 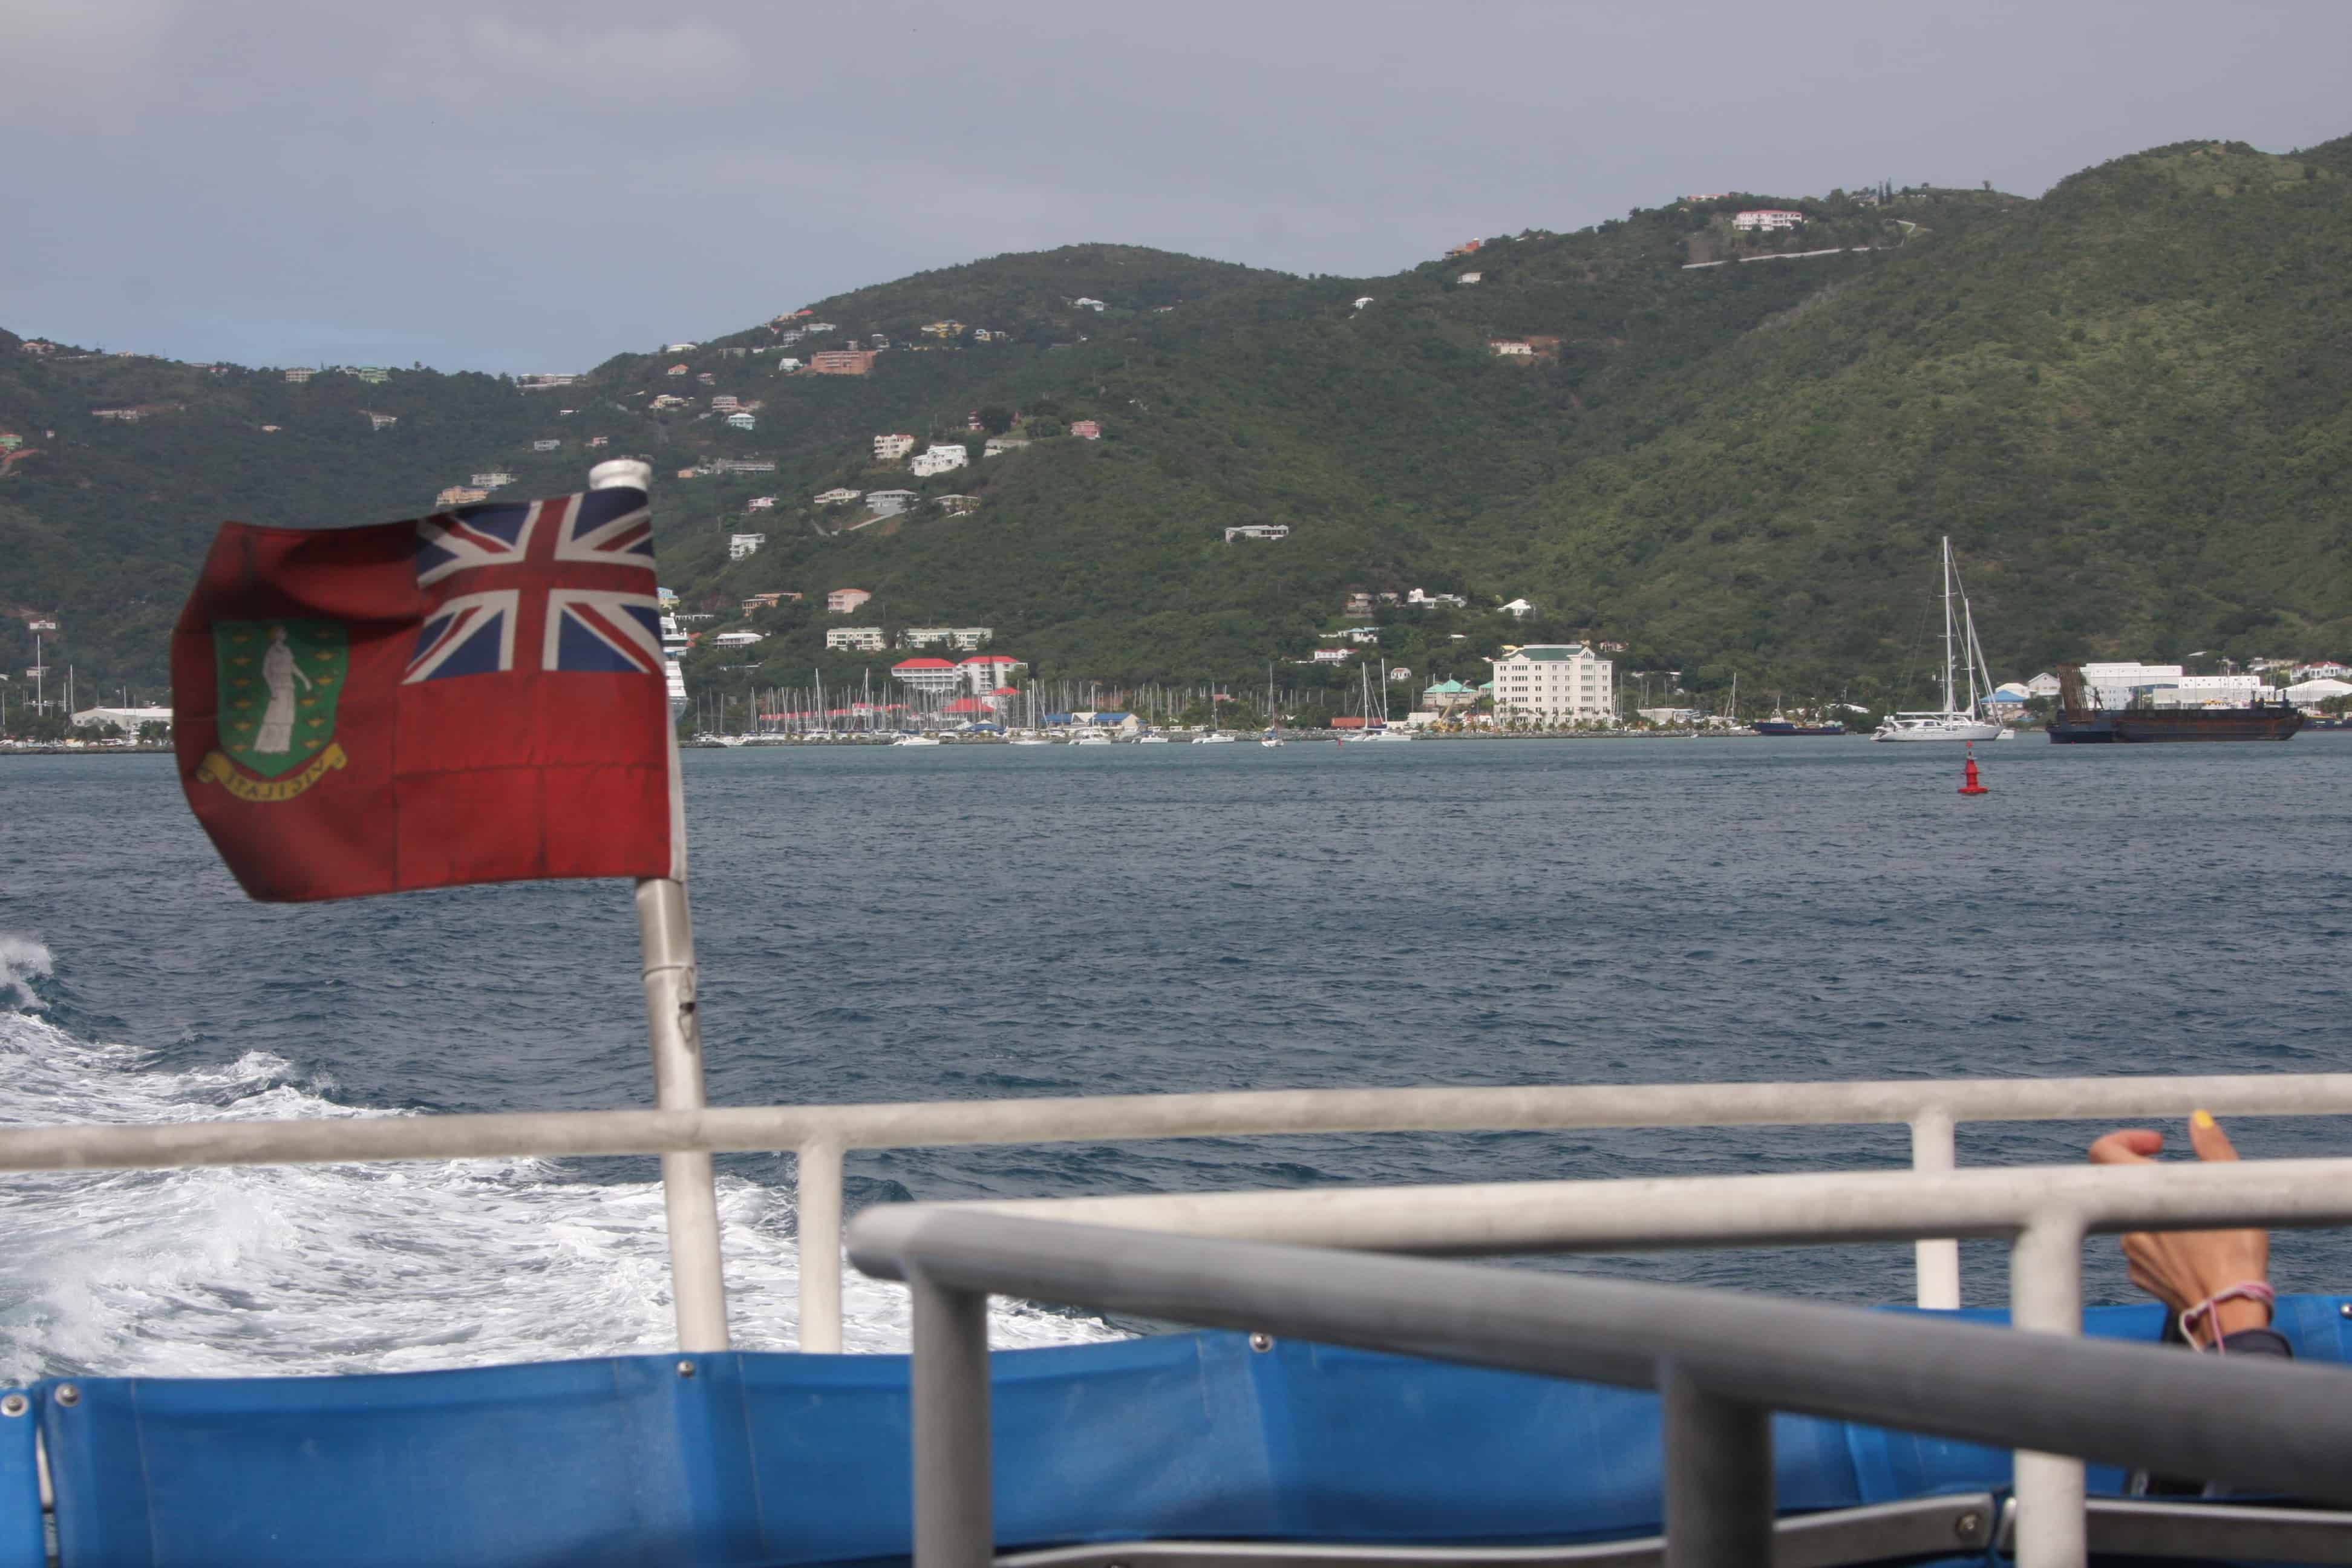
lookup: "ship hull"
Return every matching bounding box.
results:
[2050,708,2303,743]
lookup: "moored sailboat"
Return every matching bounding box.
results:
[1873,537,2007,743]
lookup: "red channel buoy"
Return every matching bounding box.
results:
[1958,743,1988,796]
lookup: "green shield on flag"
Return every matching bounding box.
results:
[212,619,349,779]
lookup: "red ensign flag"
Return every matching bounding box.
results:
[171,483,681,901]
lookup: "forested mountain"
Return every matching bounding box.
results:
[4,135,2347,719]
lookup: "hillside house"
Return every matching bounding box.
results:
[472,471,514,488]
[711,459,774,475]
[871,335,890,350]
[365,411,399,430]
[808,350,875,376]
[814,488,863,506]
[350,367,390,384]
[1310,648,1352,664]
[726,412,757,430]
[911,444,969,477]
[1406,588,1468,607]
[713,632,765,650]
[1500,598,1535,618]
[746,497,777,511]
[652,394,690,410]
[587,436,609,448]
[1445,239,1483,257]
[532,439,560,451]
[728,533,768,561]
[434,486,491,508]
[1072,297,1106,312]
[827,589,874,615]
[971,329,999,342]
[1489,339,1532,357]
[866,490,917,517]
[19,341,57,356]
[740,592,798,613]
[920,321,964,339]
[1354,296,1374,310]
[805,322,836,333]
[1070,420,1102,440]
[517,373,578,390]
[775,359,802,373]
[874,433,916,462]
[983,436,1029,456]
[1457,272,1481,285]
[825,627,887,652]
[1733,209,1806,230]
[667,364,690,377]
[697,373,716,385]
[711,396,740,412]
[665,342,700,352]
[936,495,980,515]
[676,468,700,480]
[903,627,994,652]
[283,367,315,384]
[1224,524,1290,542]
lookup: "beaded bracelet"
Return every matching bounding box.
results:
[2180,1281,2275,1351]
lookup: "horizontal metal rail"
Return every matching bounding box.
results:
[849,1209,2352,1568]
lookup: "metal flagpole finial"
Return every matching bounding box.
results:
[589,458,655,491]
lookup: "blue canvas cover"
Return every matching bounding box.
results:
[28,1295,2352,1566]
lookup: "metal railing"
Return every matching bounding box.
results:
[6,1073,2351,1565]
[7,1072,2352,1350]
[849,1207,2352,1568]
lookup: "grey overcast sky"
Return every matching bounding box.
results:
[4,0,2347,373]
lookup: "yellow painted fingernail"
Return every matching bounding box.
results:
[2192,1109,2215,1129]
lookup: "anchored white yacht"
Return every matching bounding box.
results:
[1874,537,2007,743]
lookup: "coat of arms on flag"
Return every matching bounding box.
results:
[172,482,681,903]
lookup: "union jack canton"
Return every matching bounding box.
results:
[405,489,662,684]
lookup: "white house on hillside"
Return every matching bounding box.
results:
[1224,525,1289,542]
[826,627,887,652]
[1500,598,1535,619]
[1733,209,1806,230]
[866,490,918,517]
[728,533,767,560]
[910,444,969,477]
[874,433,915,462]
[814,488,863,506]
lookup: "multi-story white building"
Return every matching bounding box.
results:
[1489,644,1615,725]
[866,490,918,517]
[713,631,765,648]
[1224,524,1289,542]
[814,488,863,506]
[958,653,1022,693]
[890,658,965,693]
[910,443,969,477]
[728,532,767,560]
[982,436,1029,457]
[827,588,873,615]
[874,433,916,462]
[725,413,756,431]
[1733,209,1806,230]
[901,627,993,652]
[826,627,889,652]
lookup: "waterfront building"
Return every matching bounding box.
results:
[958,653,1022,692]
[890,658,964,694]
[1489,644,1615,725]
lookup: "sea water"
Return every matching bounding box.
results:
[3,737,2350,1377]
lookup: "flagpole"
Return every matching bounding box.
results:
[591,459,731,1353]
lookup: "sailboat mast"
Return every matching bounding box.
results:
[1940,536,1958,714]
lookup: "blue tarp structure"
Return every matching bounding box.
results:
[11,1295,2348,1566]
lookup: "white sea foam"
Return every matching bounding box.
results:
[0,936,51,1010]
[0,984,1112,1379]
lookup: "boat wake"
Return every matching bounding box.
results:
[0,936,1111,1379]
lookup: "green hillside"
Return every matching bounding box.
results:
[4,136,2348,723]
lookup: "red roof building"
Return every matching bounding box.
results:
[890,657,962,693]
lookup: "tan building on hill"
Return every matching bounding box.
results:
[809,350,877,376]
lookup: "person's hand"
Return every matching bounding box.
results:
[2088,1111,2270,1345]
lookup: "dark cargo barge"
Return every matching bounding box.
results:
[2048,665,2303,743]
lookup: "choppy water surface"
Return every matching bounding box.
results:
[3,736,2349,1376]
